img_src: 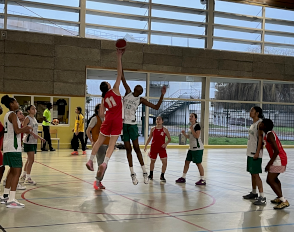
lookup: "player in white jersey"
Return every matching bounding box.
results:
[243,106,266,205]
[0,95,32,208]
[121,69,166,185]
[20,105,45,185]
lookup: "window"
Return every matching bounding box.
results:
[53,97,69,124]
[263,82,294,103]
[14,96,32,117]
[34,96,51,123]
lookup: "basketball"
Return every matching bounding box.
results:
[53,119,59,125]
[116,38,127,50]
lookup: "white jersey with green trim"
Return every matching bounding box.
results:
[189,123,204,151]
[247,118,263,158]
[123,92,140,125]
[23,115,38,144]
[3,111,22,153]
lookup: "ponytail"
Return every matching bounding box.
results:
[100,82,109,98]
[253,106,264,119]
[1,95,15,109]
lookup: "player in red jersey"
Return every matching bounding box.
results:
[86,49,124,180]
[259,118,290,210]
[144,116,171,182]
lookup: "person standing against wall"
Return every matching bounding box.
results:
[71,107,86,155]
[42,103,55,152]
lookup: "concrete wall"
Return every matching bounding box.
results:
[1,30,294,97]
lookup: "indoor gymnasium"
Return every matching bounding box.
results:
[1,0,294,231]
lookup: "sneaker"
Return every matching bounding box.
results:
[271,197,282,204]
[131,173,138,185]
[86,160,94,171]
[82,151,87,155]
[6,200,25,208]
[50,148,56,152]
[71,151,78,155]
[143,173,149,184]
[175,177,186,183]
[93,180,101,190]
[20,174,26,183]
[274,200,290,210]
[99,182,105,189]
[17,183,26,190]
[25,178,36,185]
[160,176,166,182]
[97,163,107,180]
[41,148,48,152]
[195,179,206,185]
[243,192,258,200]
[0,196,8,204]
[148,174,153,180]
[253,196,266,205]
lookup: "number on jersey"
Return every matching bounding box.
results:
[105,96,117,108]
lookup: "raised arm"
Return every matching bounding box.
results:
[113,50,124,95]
[121,68,131,95]
[140,86,166,110]
[144,128,154,152]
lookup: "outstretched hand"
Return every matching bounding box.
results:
[117,49,124,57]
[161,85,167,95]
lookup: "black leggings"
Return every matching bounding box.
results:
[72,132,86,151]
[42,126,52,149]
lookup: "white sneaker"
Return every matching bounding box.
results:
[17,183,26,190]
[6,200,25,208]
[25,178,36,185]
[20,174,26,183]
[131,173,138,185]
[0,196,9,204]
[143,173,149,184]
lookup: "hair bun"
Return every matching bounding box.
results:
[1,95,10,105]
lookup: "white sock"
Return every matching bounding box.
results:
[4,188,10,195]
[89,155,96,161]
[252,189,257,194]
[26,174,31,179]
[141,165,147,173]
[260,192,264,197]
[182,173,186,178]
[8,191,16,202]
[130,167,135,174]
[22,171,27,176]
[200,176,205,180]
[280,196,286,202]
[103,157,110,165]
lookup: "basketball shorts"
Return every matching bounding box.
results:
[3,152,23,168]
[247,156,262,174]
[186,150,203,164]
[122,124,139,142]
[149,148,167,160]
[100,118,123,137]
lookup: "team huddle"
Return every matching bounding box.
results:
[0,41,290,210]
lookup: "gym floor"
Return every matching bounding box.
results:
[0,148,294,232]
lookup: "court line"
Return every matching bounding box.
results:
[0,225,7,232]
[22,160,214,232]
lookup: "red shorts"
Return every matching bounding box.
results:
[149,148,167,160]
[100,117,123,137]
[0,151,3,167]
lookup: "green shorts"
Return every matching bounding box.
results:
[247,156,262,174]
[3,152,23,168]
[122,124,139,142]
[186,150,203,164]
[24,144,37,153]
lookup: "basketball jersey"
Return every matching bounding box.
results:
[123,92,140,125]
[92,116,110,145]
[151,127,166,150]
[0,122,3,156]
[104,89,123,121]
[189,123,204,151]
[264,131,287,166]
[247,119,263,158]
[23,115,38,144]
[3,111,22,153]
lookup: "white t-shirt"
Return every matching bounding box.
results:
[23,116,38,144]
[189,123,204,151]
[123,92,140,125]
[247,119,263,158]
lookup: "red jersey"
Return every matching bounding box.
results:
[264,131,287,166]
[0,122,3,156]
[151,127,166,150]
[103,89,123,121]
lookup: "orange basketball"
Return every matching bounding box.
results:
[53,119,59,125]
[116,38,127,49]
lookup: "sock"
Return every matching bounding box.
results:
[130,167,135,174]
[8,191,16,202]
[149,171,153,176]
[26,174,31,179]
[141,165,147,173]
[252,189,257,194]
[22,171,27,176]
[3,188,10,198]
[260,192,264,197]
[182,173,186,179]
[89,155,95,161]
[280,196,286,202]
[200,176,205,180]
[103,157,110,165]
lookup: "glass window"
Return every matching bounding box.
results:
[214,29,261,41]
[213,41,261,53]
[265,23,294,34]
[263,82,294,103]
[22,0,80,7]
[152,9,206,22]
[215,17,262,29]
[210,78,260,102]
[262,104,294,145]
[265,7,294,22]
[264,46,294,57]
[152,0,205,9]
[150,74,203,99]
[53,97,69,124]
[152,22,205,35]
[151,35,204,48]
[34,97,51,123]
[215,1,262,16]
[14,96,32,117]
[265,34,294,45]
